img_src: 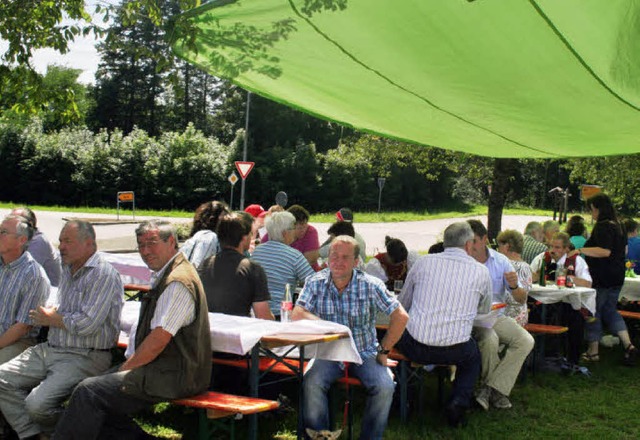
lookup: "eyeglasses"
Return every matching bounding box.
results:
[137,240,162,250]
[0,229,18,237]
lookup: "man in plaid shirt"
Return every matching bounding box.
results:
[293,235,408,440]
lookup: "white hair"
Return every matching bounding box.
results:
[265,211,296,243]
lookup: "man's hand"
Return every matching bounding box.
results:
[29,306,64,328]
[504,271,519,289]
[376,353,389,366]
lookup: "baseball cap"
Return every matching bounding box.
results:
[336,207,353,222]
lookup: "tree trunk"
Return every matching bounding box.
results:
[487,158,516,241]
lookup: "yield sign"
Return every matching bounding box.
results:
[235,161,255,179]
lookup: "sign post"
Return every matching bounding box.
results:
[228,172,239,209]
[377,177,386,214]
[116,191,135,220]
[235,161,255,210]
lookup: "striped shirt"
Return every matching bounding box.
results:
[49,252,123,349]
[251,241,315,315]
[521,235,547,264]
[399,248,492,347]
[484,248,520,303]
[125,253,195,358]
[0,252,49,339]
[297,268,399,358]
[180,230,220,270]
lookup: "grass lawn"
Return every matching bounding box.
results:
[135,342,640,439]
[0,202,558,223]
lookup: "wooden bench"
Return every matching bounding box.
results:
[123,283,150,301]
[173,391,280,440]
[619,310,640,320]
[524,323,569,375]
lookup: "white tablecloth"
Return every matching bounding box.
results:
[529,284,596,315]
[101,252,151,285]
[120,302,362,364]
[620,277,640,301]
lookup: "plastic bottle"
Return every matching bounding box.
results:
[566,264,575,288]
[539,258,546,285]
[280,283,293,322]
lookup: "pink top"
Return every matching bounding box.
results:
[291,224,320,254]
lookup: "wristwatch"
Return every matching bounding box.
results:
[377,345,390,355]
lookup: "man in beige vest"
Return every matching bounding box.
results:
[52,221,211,439]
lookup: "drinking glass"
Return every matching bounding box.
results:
[394,280,404,295]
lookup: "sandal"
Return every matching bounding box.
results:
[581,352,600,362]
[623,345,638,366]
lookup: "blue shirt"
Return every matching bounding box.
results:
[50,252,124,350]
[297,268,399,359]
[0,252,49,339]
[628,236,640,274]
[181,230,220,270]
[483,248,518,303]
[251,241,315,315]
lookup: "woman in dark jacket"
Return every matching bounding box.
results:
[579,193,637,365]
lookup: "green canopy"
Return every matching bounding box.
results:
[172,0,640,158]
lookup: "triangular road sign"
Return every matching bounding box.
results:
[235,161,255,179]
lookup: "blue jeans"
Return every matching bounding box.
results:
[303,357,395,440]
[396,331,480,408]
[586,286,627,342]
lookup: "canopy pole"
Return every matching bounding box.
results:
[240,91,251,210]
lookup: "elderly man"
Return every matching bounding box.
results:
[11,207,61,287]
[292,235,409,439]
[397,222,492,427]
[0,220,122,440]
[199,213,274,320]
[53,220,211,439]
[530,231,592,365]
[252,211,315,319]
[542,220,560,247]
[0,215,49,364]
[521,221,548,264]
[467,220,534,411]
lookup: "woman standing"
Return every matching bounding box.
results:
[579,193,637,365]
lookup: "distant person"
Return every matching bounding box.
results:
[318,221,360,269]
[0,220,123,439]
[467,220,533,411]
[542,220,560,247]
[293,235,408,439]
[577,193,637,365]
[53,220,211,439]
[521,221,548,264]
[365,236,418,291]
[623,218,640,275]
[319,208,367,262]
[199,213,274,320]
[11,207,62,286]
[565,215,588,250]
[251,212,315,319]
[428,241,445,254]
[397,222,491,427]
[0,215,49,363]
[495,229,532,327]
[181,201,229,269]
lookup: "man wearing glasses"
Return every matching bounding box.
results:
[53,220,211,439]
[0,220,122,440]
[0,215,49,364]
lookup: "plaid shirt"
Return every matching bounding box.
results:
[297,268,399,359]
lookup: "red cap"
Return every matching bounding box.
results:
[244,204,265,218]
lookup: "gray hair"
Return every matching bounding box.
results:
[443,222,474,248]
[265,211,296,243]
[524,221,542,236]
[135,220,178,249]
[4,214,33,252]
[329,235,360,259]
[543,220,559,234]
[64,220,96,242]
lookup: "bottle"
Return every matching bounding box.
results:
[280,283,293,322]
[539,258,546,286]
[566,264,575,288]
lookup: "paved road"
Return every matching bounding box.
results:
[2,208,551,255]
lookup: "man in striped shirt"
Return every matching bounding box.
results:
[53,220,211,439]
[0,215,49,364]
[396,222,492,427]
[0,220,123,440]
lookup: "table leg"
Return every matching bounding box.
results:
[297,346,305,440]
[248,344,260,440]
